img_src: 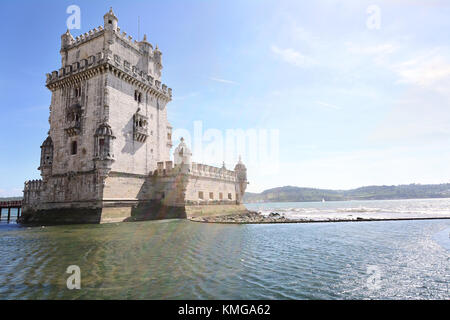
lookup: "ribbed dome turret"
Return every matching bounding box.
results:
[174,137,192,165]
[95,123,115,137]
[41,136,53,148]
[234,155,246,171]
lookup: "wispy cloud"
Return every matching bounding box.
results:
[271,45,316,68]
[315,101,341,110]
[392,49,450,91]
[209,77,239,85]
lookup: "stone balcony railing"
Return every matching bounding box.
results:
[133,126,148,143]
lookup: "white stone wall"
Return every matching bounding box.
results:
[107,74,171,174]
[110,34,160,81]
[49,73,105,175]
[185,176,237,203]
[103,175,149,200]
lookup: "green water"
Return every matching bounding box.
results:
[0,201,449,299]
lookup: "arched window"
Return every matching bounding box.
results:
[71,141,77,155]
[94,123,115,159]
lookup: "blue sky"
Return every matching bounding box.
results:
[1,0,450,195]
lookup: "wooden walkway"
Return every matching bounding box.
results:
[0,200,22,222]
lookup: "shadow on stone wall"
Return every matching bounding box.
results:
[18,207,103,226]
[121,117,145,155]
[125,200,187,221]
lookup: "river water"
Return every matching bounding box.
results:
[0,199,448,299]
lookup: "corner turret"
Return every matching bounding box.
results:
[139,34,153,55]
[61,29,74,49]
[234,156,248,204]
[39,136,53,181]
[174,137,192,165]
[103,7,118,31]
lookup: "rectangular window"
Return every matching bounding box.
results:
[219,193,223,200]
[71,141,77,155]
[198,191,203,200]
[228,193,232,200]
[99,138,105,155]
[209,192,214,200]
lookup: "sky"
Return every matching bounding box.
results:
[1,0,450,196]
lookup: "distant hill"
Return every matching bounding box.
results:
[0,196,22,201]
[244,184,450,203]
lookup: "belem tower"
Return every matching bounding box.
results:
[20,8,248,224]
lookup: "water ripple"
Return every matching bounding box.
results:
[0,213,449,299]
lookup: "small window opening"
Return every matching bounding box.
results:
[71,141,77,155]
[209,192,214,200]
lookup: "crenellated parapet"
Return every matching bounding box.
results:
[23,179,44,206]
[151,161,236,182]
[24,179,43,191]
[65,26,105,50]
[46,51,172,101]
[191,162,237,182]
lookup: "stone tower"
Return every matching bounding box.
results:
[22,9,248,224]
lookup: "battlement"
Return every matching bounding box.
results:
[23,179,43,206]
[152,161,237,182]
[46,51,172,99]
[191,162,237,181]
[67,26,105,48]
[24,179,43,191]
[53,8,171,98]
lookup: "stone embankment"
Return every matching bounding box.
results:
[190,211,291,224]
[189,211,450,224]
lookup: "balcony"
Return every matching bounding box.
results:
[134,126,148,143]
[65,120,81,136]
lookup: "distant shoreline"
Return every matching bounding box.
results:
[244,196,450,204]
[244,184,450,203]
